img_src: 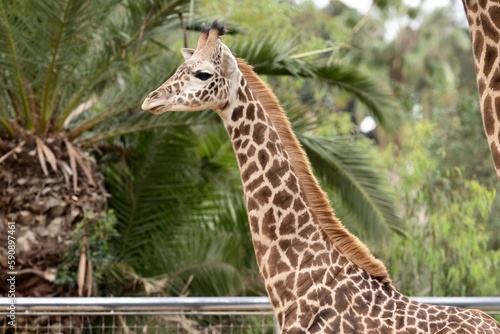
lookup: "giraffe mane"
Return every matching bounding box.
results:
[236,58,392,285]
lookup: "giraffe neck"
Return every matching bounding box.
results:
[233,60,391,287]
[218,59,391,327]
[221,69,349,325]
[462,0,500,178]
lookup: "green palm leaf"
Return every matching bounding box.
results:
[168,230,247,296]
[104,124,261,295]
[0,0,194,138]
[231,35,403,133]
[298,134,404,240]
[104,127,203,268]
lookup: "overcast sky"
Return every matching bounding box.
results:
[331,0,467,40]
[331,0,464,14]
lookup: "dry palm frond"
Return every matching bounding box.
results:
[77,239,87,297]
[57,160,73,187]
[77,248,87,296]
[63,96,99,129]
[65,139,95,190]
[36,137,58,172]
[35,137,50,176]
[0,140,25,163]
[86,258,93,297]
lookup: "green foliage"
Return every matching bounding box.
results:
[229,33,403,133]
[432,96,496,186]
[55,210,119,288]
[383,123,500,296]
[167,230,247,296]
[388,180,500,296]
[103,125,206,271]
[300,134,403,240]
[345,2,500,299]
[102,123,263,296]
[0,0,194,140]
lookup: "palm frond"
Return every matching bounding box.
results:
[232,36,403,133]
[77,109,218,147]
[310,63,402,132]
[103,127,203,267]
[0,2,34,130]
[167,230,246,296]
[67,51,186,142]
[64,40,191,143]
[298,134,405,240]
[231,34,305,76]
[31,1,111,134]
[55,0,196,134]
[103,121,261,293]
[0,0,195,138]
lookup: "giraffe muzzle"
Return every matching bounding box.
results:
[141,93,169,114]
[141,96,167,115]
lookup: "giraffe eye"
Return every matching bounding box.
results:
[194,71,213,81]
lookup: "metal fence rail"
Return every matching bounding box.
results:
[0,297,499,333]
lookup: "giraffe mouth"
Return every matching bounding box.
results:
[141,99,169,115]
[148,106,166,115]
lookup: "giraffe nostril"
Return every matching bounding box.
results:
[149,91,160,100]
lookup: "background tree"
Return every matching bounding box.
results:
[344,0,500,297]
[383,122,500,297]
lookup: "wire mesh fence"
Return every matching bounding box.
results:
[0,297,278,334]
[0,297,499,334]
[1,311,277,334]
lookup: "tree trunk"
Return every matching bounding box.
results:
[0,137,107,297]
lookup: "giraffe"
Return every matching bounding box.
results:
[462,0,500,178]
[141,21,500,333]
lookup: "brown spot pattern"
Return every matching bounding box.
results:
[489,68,500,91]
[231,105,244,122]
[483,95,495,135]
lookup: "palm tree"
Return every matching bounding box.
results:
[0,0,195,296]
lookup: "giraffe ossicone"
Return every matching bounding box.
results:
[142,20,500,334]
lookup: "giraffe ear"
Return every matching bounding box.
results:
[181,48,195,61]
[221,46,237,76]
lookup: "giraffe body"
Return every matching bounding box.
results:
[142,21,500,334]
[463,0,500,178]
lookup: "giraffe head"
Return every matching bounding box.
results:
[141,21,238,115]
